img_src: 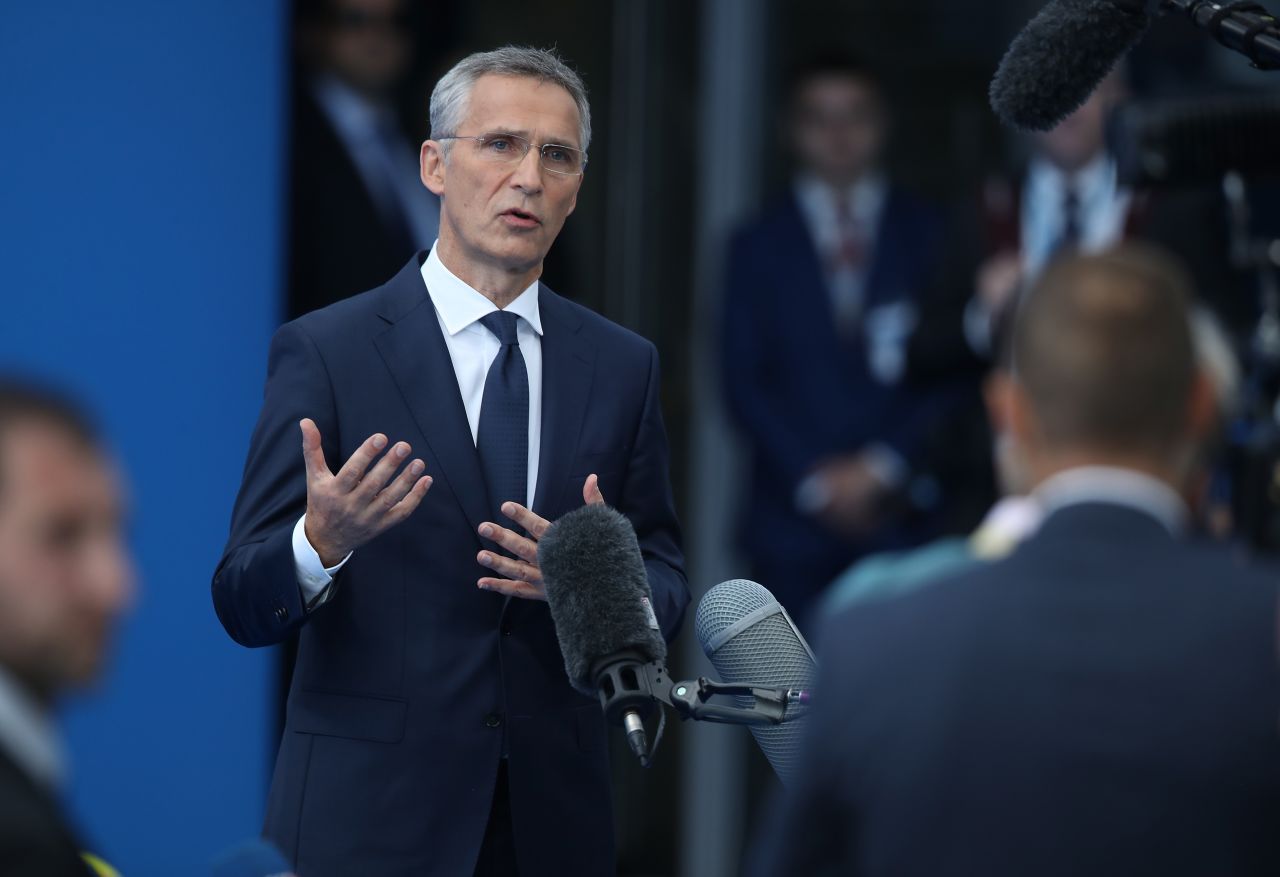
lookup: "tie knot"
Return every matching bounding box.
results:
[480,311,521,346]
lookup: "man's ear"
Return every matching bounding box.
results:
[983,370,1015,436]
[1004,375,1040,453]
[1184,368,1219,447]
[565,179,581,218]
[420,140,445,196]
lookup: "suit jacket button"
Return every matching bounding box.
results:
[484,713,503,729]
[274,605,288,621]
[501,626,513,637]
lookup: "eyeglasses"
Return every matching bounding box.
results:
[438,133,588,177]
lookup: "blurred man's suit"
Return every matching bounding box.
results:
[288,83,439,318]
[213,253,689,876]
[723,184,948,621]
[0,673,90,877]
[753,482,1280,876]
[903,165,1248,534]
[908,171,1250,382]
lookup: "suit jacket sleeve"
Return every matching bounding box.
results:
[213,320,339,647]
[617,343,690,642]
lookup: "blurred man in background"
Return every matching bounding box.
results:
[754,246,1280,877]
[721,54,949,626]
[289,0,440,317]
[904,69,1249,534]
[0,381,134,876]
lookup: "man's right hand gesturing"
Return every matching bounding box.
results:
[300,418,433,567]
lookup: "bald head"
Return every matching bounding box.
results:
[1012,246,1197,464]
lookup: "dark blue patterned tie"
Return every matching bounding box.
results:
[477,311,529,529]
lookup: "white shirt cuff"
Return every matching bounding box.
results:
[963,295,995,357]
[861,443,910,489]
[293,514,351,608]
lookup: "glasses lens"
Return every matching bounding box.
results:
[540,144,585,175]
[476,134,529,162]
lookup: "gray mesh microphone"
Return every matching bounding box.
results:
[695,579,817,786]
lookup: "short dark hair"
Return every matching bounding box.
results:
[0,377,101,495]
[787,51,882,103]
[1012,246,1196,457]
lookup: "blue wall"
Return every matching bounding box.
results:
[0,4,286,873]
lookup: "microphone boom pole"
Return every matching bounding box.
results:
[1165,0,1280,69]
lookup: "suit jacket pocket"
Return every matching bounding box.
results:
[290,689,407,744]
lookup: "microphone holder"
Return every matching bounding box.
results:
[591,650,810,767]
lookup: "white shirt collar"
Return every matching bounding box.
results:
[0,665,64,792]
[420,243,543,337]
[794,171,889,227]
[1026,151,1117,206]
[1034,465,1189,535]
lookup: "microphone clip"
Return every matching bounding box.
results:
[664,677,793,725]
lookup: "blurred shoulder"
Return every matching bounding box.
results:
[817,556,1003,664]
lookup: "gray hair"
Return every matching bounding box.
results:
[429,46,592,153]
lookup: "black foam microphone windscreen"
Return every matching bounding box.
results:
[695,579,817,786]
[990,0,1152,131]
[538,503,666,697]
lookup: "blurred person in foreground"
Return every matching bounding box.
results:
[214,47,687,876]
[0,381,134,876]
[721,53,949,627]
[752,246,1280,877]
[289,0,440,317]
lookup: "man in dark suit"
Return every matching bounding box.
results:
[0,381,134,876]
[907,69,1251,382]
[288,0,441,318]
[752,246,1280,876]
[214,47,688,876]
[722,54,949,625]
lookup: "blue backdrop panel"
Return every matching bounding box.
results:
[0,3,286,873]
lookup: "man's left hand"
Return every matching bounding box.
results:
[476,474,606,601]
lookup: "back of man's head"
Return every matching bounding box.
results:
[0,379,132,701]
[1012,246,1199,472]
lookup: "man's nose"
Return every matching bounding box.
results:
[86,536,136,618]
[509,146,545,193]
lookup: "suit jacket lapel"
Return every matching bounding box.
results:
[373,256,489,544]
[532,286,595,519]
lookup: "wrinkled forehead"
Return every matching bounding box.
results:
[463,74,583,147]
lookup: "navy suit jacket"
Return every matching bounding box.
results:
[0,749,91,877]
[213,254,689,876]
[753,502,1280,877]
[722,188,949,608]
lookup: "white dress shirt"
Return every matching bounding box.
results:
[794,172,888,326]
[1034,465,1188,535]
[1020,152,1131,280]
[0,665,63,793]
[294,243,544,604]
[965,152,1132,356]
